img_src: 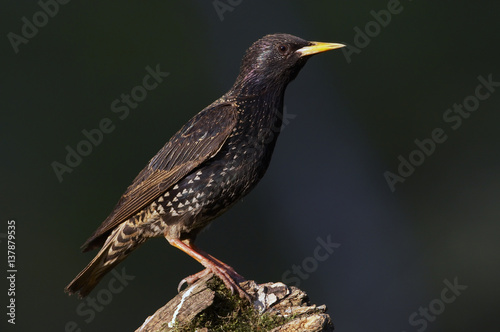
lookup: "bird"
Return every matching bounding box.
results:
[65,33,345,300]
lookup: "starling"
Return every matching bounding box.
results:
[65,33,345,300]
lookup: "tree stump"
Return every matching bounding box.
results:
[136,273,334,332]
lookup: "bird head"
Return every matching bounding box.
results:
[233,33,345,96]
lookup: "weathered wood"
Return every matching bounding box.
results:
[136,273,333,332]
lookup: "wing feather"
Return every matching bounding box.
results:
[81,103,238,251]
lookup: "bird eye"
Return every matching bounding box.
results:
[277,44,288,55]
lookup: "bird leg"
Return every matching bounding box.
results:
[167,238,250,301]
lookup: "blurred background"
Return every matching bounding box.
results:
[1,1,499,331]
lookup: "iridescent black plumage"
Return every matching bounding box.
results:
[65,33,344,299]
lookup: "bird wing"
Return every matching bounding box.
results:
[81,102,238,251]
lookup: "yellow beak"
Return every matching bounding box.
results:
[296,41,346,57]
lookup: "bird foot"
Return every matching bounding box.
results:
[168,238,251,301]
[179,267,251,302]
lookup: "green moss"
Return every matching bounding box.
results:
[170,278,292,332]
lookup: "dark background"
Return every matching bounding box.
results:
[1,1,499,331]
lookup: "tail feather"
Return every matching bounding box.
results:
[65,222,143,298]
[65,244,120,298]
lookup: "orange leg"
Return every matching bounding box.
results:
[168,238,250,301]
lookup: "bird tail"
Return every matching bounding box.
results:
[65,222,143,298]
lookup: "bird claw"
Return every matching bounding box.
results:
[207,267,251,301]
[177,268,213,292]
[177,279,187,293]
